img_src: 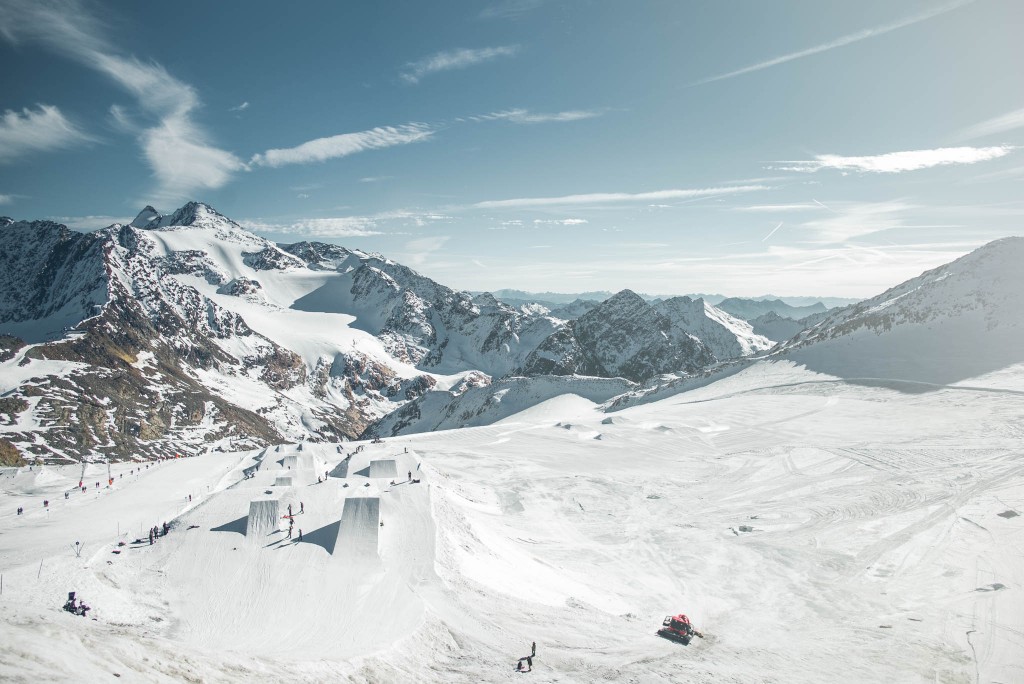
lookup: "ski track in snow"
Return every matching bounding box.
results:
[0,364,1023,682]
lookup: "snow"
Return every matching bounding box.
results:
[2,359,1022,682]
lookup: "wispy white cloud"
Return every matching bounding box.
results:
[230,101,250,112]
[0,104,93,162]
[245,209,449,238]
[773,146,1015,174]
[359,175,394,183]
[957,106,1024,140]
[473,185,769,209]
[797,200,961,243]
[404,236,451,265]
[736,203,822,212]
[0,0,242,202]
[245,216,384,238]
[691,0,975,86]
[46,214,132,230]
[250,123,433,168]
[401,45,519,84]
[533,218,588,226]
[467,108,603,124]
[0,194,13,205]
[479,0,543,19]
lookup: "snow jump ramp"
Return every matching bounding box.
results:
[247,495,281,540]
[274,475,294,487]
[336,496,380,559]
[368,459,397,478]
[329,456,351,479]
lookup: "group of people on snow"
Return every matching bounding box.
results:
[62,591,90,617]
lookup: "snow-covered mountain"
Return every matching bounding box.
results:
[772,237,1024,384]
[518,290,770,382]
[1,203,532,461]
[612,237,1024,410]
[282,243,559,376]
[518,290,715,382]
[652,295,773,359]
[0,202,623,462]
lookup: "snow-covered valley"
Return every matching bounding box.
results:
[2,360,1021,683]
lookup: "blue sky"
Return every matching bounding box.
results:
[1,0,1022,297]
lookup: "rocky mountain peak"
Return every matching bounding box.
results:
[602,288,647,309]
[129,201,236,231]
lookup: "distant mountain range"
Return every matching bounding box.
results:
[2,201,1017,458]
[488,288,859,311]
[0,202,791,462]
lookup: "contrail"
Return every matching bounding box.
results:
[689,0,975,86]
[762,221,783,242]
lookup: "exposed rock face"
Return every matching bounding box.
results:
[653,296,772,359]
[218,277,263,297]
[0,438,25,466]
[0,219,108,342]
[521,290,716,382]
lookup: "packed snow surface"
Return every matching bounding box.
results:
[1,361,1022,682]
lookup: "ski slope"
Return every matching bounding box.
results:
[1,361,1022,682]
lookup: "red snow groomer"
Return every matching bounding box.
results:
[657,613,704,645]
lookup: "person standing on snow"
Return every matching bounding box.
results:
[531,641,536,657]
[299,502,304,514]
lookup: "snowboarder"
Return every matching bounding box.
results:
[287,525,292,539]
[148,529,154,545]
[288,504,293,517]
[300,502,304,514]
[531,641,536,657]
[516,660,524,672]
[298,529,302,542]
[162,521,169,536]
[527,656,533,669]
[43,499,49,507]
[64,491,69,499]
[408,470,412,482]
